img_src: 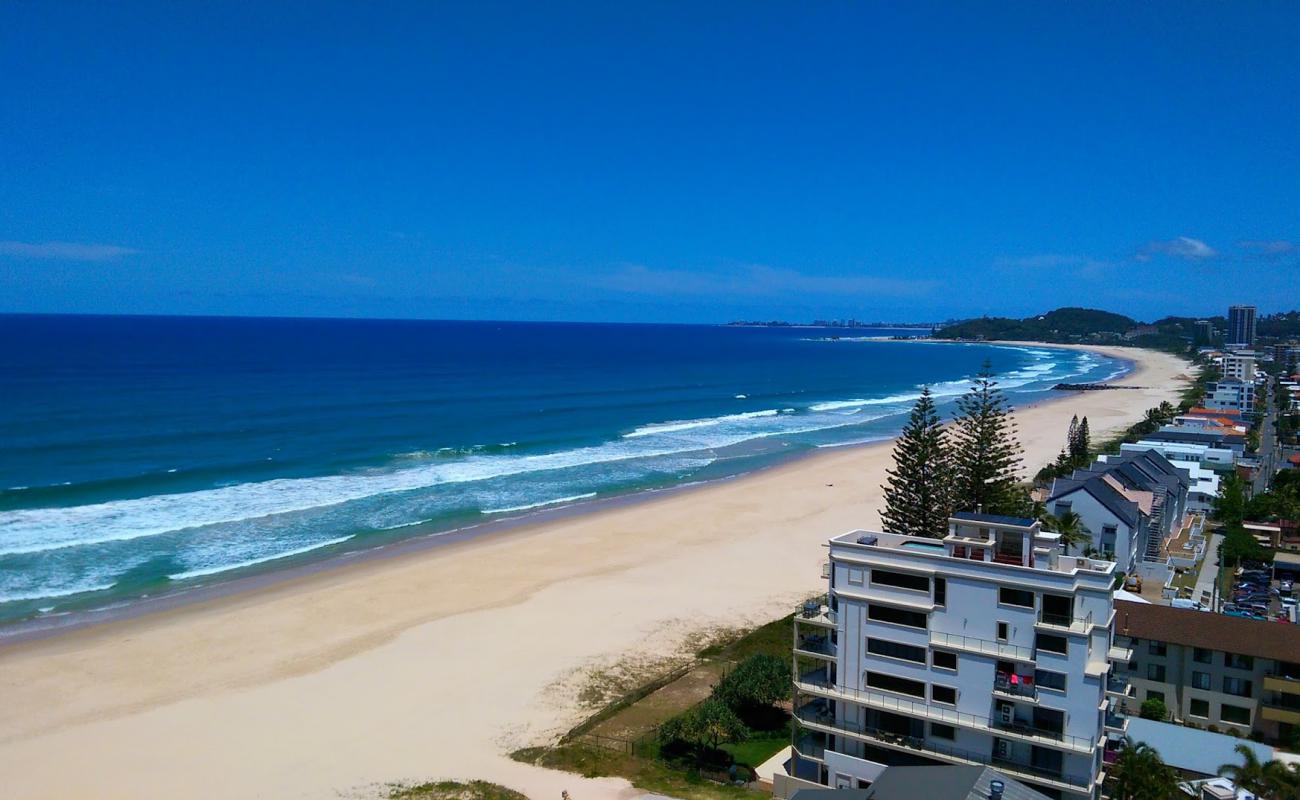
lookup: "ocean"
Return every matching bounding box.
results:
[0,315,1126,626]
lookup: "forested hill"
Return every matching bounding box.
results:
[933,308,1137,342]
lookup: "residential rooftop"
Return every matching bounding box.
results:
[1113,599,1300,662]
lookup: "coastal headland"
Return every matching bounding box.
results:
[0,344,1192,800]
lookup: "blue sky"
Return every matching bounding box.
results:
[2,2,1297,323]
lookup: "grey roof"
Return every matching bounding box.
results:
[863,765,1050,800]
[1047,474,1142,529]
[951,511,1036,527]
[1125,718,1274,777]
[1145,429,1245,447]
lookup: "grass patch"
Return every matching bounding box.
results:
[387,780,527,800]
[698,615,793,664]
[720,721,791,768]
[512,744,768,800]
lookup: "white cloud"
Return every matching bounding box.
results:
[592,264,937,298]
[0,240,138,261]
[1136,236,1217,261]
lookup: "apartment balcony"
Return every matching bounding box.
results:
[1104,711,1129,734]
[929,630,1035,663]
[795,633,836,661]
[1261,704,1300,725]
[796,598,836,629]
[993,672,1039,701]
[792,704,1093,791]
[1035,609,1094,634]
[1264,673,1300,696]
[1107,641,1134,663]
[792,673,1096,754]
[821,561,832,579]
[1106,674,1135,699]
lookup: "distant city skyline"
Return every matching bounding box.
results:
[2,3,1298,323]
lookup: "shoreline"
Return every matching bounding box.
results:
[0,340,1131,644]
[0,343,1186,800]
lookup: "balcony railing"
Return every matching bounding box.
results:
[930,630,1035,662]
[993,716,1065,742]
[1106,674,1133,697]
[793,672,1096,752]
[796,634,836,658]
[792,704,1093,789]
[1037,609,1094,632]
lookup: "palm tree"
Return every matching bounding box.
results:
[1217,743,1294,799]
[1108,737,1178,800]
[1040,508,1090,554]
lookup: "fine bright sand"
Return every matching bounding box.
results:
[0,344,1191,800]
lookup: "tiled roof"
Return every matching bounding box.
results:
[1113,600,1300,662]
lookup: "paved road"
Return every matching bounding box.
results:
[1253,377,1279,495]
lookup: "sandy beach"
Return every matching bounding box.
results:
[0,344,1192,800]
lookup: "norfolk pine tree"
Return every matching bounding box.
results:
[881,387,953,538]
[950,362,1024,515]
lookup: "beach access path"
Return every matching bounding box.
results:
[0,344,1192,800]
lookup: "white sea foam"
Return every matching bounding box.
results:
[0,578,119,604]
[623,409,781,438]
[482,492,598,515]
[168,535,355,582]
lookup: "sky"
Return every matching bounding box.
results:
[1,2,1298,324]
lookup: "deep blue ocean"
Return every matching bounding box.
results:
[0,315,1126,625]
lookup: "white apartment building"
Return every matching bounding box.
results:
[1119,439,1236,473]
[1204,380,1256,414]
[789,514,1122,800]
[1220,354,1256,383]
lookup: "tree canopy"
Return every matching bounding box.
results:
[950,362,1023,515]
[881,387,953,538]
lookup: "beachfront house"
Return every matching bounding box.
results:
[786,514,1120,800]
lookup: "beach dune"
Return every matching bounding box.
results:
[0,345,1191,800]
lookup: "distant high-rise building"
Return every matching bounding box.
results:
[1193,320,1215,345]
[1226,305,1256,347]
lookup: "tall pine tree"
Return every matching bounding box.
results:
[1066,415,1080,460]
[1076,417,1091,460]
[950,362,1024,516]
[881,387,952,538]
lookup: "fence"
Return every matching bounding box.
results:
[569,729,659,758]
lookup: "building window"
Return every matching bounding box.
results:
[1224,653,1255,671]
[1193,648,1212,664]
[996,622,1009,641]
[866,637,927,664]
[1053,502,1072,516]
[1190,699,1210,718]
[999,587,1035,608]
[867,603,927,629]
[1035,669,1066,692]
[871,569,930,593]
[865,671,926,699]
[1221,704,1251,725]
[932,685,957,705]
[1148,664,1167,682]
[930,722,956,740]
[1192,671,1211,690]
[934,577,946,607]
[1147,689,1165,703]
[1036,633,1068,655]
[847,568,864,586]
[1222,677,1254,697]
[932,650,957,671]
[1148,641,1167,657]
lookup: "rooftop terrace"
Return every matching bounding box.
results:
[830,516,1115,576]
